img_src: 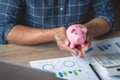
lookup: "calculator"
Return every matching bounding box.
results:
[93,52,120,76]
[93,52,120,68]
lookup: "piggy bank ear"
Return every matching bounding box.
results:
[71,29,76,33]
[81,28,87,33]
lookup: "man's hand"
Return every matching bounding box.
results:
[54,27,91,58]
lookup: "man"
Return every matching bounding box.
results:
[0,0,114,57]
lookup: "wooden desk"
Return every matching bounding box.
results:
[0,32,120,67]
[0,42,72,67]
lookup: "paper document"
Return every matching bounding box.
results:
[30,56,99,80]
[30,37,120,80]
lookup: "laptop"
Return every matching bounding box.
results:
[0,61,66,80]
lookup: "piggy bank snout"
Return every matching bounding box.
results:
[76,37,85,43]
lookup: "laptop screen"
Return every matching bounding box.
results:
[0,61,66,80]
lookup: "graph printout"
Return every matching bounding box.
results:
[30,56,99,80]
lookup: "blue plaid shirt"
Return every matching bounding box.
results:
[0,0,114,44]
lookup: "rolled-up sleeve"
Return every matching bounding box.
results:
[0,0,24,44]
[92,0,114,33]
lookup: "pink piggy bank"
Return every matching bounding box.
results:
[66,24,87,48]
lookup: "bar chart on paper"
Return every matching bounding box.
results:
[86,37,120,55]
[30,57,99,80]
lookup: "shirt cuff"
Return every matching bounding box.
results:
[3,23,17,44]
[97,16,114,33]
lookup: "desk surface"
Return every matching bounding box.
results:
[0,32,120,67]
[0,42,71,67]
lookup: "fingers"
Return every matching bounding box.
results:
[59,40,77,55]
[54,27,77,54]
[61,47,77,56]
[85,32,92,51]
[74,47,86,58]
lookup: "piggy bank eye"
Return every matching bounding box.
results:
[82,32,84,34]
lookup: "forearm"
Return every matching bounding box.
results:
[7,25,56,45]
[84,18,111,38]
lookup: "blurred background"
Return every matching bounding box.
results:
[112,0,120,32]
